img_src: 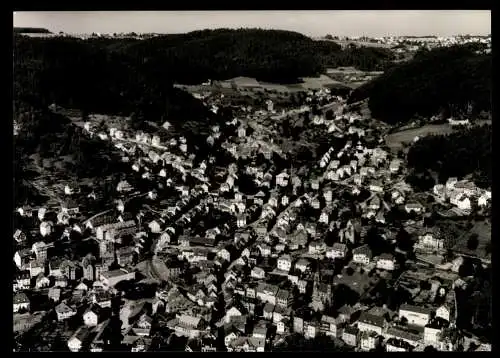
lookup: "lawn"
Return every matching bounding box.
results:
[452,220,491,262]
[385,124,455,151]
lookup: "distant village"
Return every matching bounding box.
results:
[14,69,491,352]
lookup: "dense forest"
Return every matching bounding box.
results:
[406,125,491,189]
[13,27,51,34]
[348,45,492,124]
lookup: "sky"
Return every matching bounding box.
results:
[13,11,491,37]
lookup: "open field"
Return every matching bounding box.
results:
[452,220,491,262]
[386,124,455,151]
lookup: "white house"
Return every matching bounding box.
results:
[251,267,266,280]
[424,325,442,347]
[225,307,243,324]
[369,181,384,193]
[308,241,326,255]
[13,293,30,313]
[405,203,424,214]
[352,245,372,265]
[377,253,395,271]
[68,327,91,352]
[319,211,329,224]
[326,243,347,260]
[277,255,292,272]
[39,221,53,237]
[436,305,452,322]
[399,304,432,327]
[295,259,310,273]
[83,307,100,327]
[56,302,76,321]
[450,193,471,210]
[415,230,444,252]
[148,220,162,234]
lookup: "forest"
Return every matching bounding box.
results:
[406,125,492,189]
[348,44,492,124]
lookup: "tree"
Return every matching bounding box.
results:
[467,234,479,251]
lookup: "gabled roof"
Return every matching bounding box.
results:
[399,304,432,315]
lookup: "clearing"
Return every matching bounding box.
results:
[385,124,455,151]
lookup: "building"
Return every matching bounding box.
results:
[13,292,30,313]
[276,289,293,308]
[277,255,292,272]
[352,245,372,265]
[342,325,360,346]
[377,253,396,271]
[56,302,77,321]
[100,269,136,288]
[399,304,432,327]
[326,243,348,260]
[68,327,92,352]
[357,312,386,335]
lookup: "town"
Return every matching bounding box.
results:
[14,76,491,352]
[13,10,492,354]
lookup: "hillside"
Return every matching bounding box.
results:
[407,125,492,189]
[347,45,492,125]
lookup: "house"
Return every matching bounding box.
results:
[100,269,135,288]
[319,211,329,224]
[319,315,341,337]
[386,338,413,352]
[377,253,396,271]
[29,260,45,278]
[277,254,292,272]
[304,320,318,339]
[227,336,265,352]
[218,248,231,262]
[49,259,64,277]
[276,289,293,308]
[148,220,162,234]
[435,304,453,323]
[13,229,27,244]
[68,326,92,352]
[357,312,386,335]
[14,249,33,270]
[433,184,447,201]
[83,305,101,327]
[389,159,402,173]
[360,330,380,351]
[308,241,326,255]
[352,245,372,265]
[293,258,309,273]
[369,196,381,211]
[224,326,242,347]
[32,241,49,262]
[13,292,30,313]
[15,271,31,291]
[399,304,432,327]
[36,273,50,289]
[224,307,243,324]
[369,181,384,193]
[61,199,80,215]
[450,193,471,210]
[48,287,61,302]
[251,267,266,280]
[252,323,268,339]
[297,279,309,294]
[39,221,53,237]
[386,325,422,348]
[424,322,443,347]
[326,243,347,260]
[405,202,424,214]
[276,172,290,187]
[415,229,444,252]
[133,314,153,336]
[478,193,490,207]
[342,325,360,346]
[56,302,76,321]
[256,283,279,305]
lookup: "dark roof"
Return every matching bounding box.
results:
[13,292,30,304]
[343,325,359,335]
[387,326,421,342]
[358,312,386,328]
